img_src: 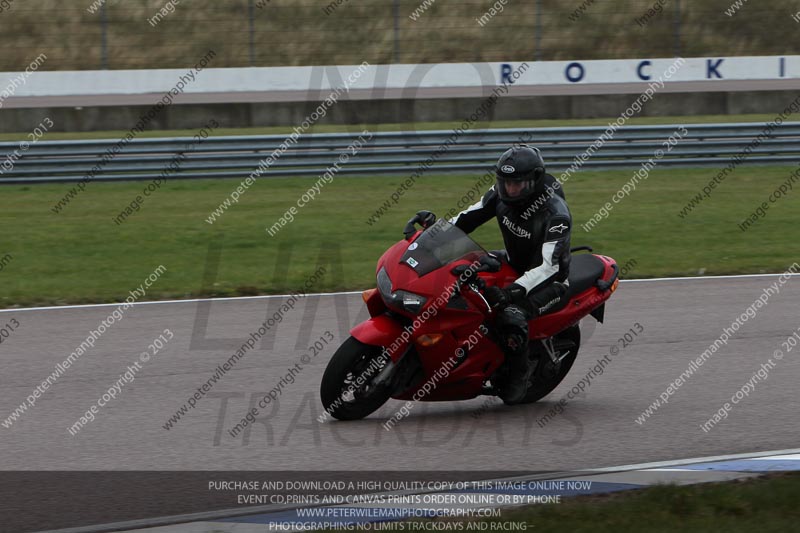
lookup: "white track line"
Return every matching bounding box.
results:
[1,272,797,314]
[0,291,363,314]
[620,272,800,283]
[588,447,800,473]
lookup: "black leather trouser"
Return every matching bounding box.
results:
[495,305,530,361]
[494,281,567,364]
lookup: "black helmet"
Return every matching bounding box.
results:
[494,145,546,206]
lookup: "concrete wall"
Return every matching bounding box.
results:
[1,90,796,134]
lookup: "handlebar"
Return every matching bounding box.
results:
[449,254,503,310]
[450,262,494,313]
[451,264,487,290]
[450,254,501,279]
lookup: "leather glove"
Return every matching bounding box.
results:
[415,210,437,229]
[485,283,526,309]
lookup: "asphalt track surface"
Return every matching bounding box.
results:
[1,275,799,530]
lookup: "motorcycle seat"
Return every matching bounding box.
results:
[536,254,606,316]
[565,253,606,296]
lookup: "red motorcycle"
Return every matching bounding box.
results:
[320,215,619,420]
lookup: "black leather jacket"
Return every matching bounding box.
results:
[449,174,571,295]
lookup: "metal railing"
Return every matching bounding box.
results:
[2,122,798,185]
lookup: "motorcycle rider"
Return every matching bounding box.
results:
[417,145,571,404]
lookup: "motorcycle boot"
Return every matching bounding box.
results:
[496,305,534,404]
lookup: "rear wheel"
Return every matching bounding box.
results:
[506,325,581,405]
[320,336,393,421]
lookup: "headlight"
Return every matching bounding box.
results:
[377,267,392,297]
[377,267,428,315]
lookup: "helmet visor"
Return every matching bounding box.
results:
[496,176,536,203]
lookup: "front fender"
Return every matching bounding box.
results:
[350,314,410,363]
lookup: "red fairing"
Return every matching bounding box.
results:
[393,329,505,401]
[376,235,417,281]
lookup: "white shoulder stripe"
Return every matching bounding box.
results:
[515,241,559,293]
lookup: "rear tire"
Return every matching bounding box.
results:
[508,325,581,405]
[320,336,393,421]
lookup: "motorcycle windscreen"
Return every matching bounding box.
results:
[399,219,485,276]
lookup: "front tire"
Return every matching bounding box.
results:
[320,336,393,421]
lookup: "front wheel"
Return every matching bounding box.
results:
[320,336,393,421]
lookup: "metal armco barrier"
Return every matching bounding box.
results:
[1,122,799,185]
